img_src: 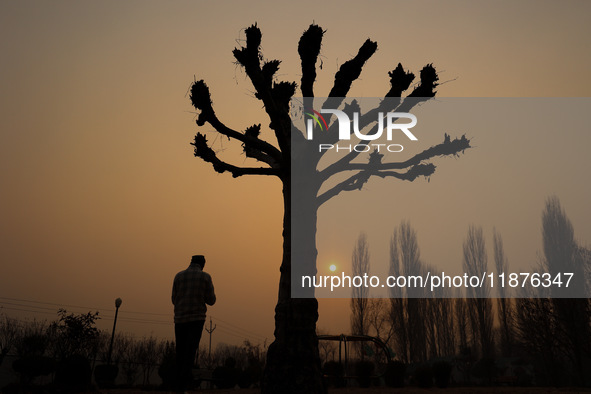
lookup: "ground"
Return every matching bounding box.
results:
[100,387,591,394]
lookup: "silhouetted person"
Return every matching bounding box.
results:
[172,254,216,391]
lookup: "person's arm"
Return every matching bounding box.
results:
[171,276,177,305]
[205,276,216,306]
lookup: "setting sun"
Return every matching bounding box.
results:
[329,264,337,272]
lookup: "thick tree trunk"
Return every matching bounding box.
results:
[262,175,325,394]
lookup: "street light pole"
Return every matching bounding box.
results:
[107,298,122,364]
[205,317,216,368]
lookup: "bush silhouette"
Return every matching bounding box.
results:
[94,364,119,388]
[157,345,176,390]
[322,361,345,388]
[54,354,92,391]
[432,360,452,388]
[385,360,406,387]
[213,357,240,389]
[355,360,375,388]
[12,355,54,384]
[12,332,54,384]
[413,364,433,388]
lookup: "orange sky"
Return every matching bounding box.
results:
[1,1,590,347]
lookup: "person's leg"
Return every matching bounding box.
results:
[186,320,206,373]
[175,322,192,391]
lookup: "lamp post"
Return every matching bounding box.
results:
[107,298,122,364]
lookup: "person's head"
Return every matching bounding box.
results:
[191,255,206,269]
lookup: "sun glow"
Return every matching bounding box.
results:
[329,264,337,272]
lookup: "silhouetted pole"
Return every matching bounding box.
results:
[205,317,216,366]
[107,298,122,364]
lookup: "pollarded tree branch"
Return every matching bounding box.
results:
[298,24,325,98]
[240,124,281,166]
[233,23,294,154]
[352,134,469,171]
[326,68,440,157]
[319,39,378,127]
[322,63,438,148]
[385,63,415,98]
[328,39,378,98]
[407,64,439,98]
[321,133,469,183]
[317,162,436,207]
[317,172,371,207]
[191,133,280,178]
[190,80,282,167]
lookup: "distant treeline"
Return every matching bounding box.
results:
[343,196,591,386]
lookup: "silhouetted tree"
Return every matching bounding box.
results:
[541,196,591,385]
[512,198,591,386]
[49,309,100,361]
[492,228,514,356]
[351,232,370,358]
[121,338,142,386]
[0,314,18,367]
[12,320,53,385]
[462,226,494,359]
[513,295,564,385]
[424,265,440,359]
[454,296,470,355]
[366,298,392,346]
[189,23,470,393]
[137,336,158,385]
[317,328,337,364]
[425,271,456,358]
[388,221,428,362]
[389,225,408,363]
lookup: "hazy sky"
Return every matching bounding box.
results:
[1,1,590,346]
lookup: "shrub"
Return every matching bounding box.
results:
[212,366,239,389]
[54,354,92,391]
[355,360,375,388]
[433,360,452,388]
[237,369,253,389]
[243,359,263,387]
[384,360,406,388]
[12,331,53,384]
[212,357,240,389]
[157,343,176,390]
[94,364,119,388]
[50,309,100,361]
[414,364,433,388]
[322,361,345,388]
[471,357,497,383]
[12,356,54,384]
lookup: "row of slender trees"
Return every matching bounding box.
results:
[349,196,591,385]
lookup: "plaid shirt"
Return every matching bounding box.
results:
[172,264,216,323]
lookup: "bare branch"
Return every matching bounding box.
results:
[191,133,280,178]
[320,63,433,149]
[298,24,325,98]
[317,133,469,206]
[321,39,378,114]
[385,63,415,98]
[190,80,282,167]
[317,163,435,207]
[240,124,280,166]
[317,172,371,207]
[407,64,439,98]
[232,23,294,153]
[328,39,378,98]
[320,134,470,182]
